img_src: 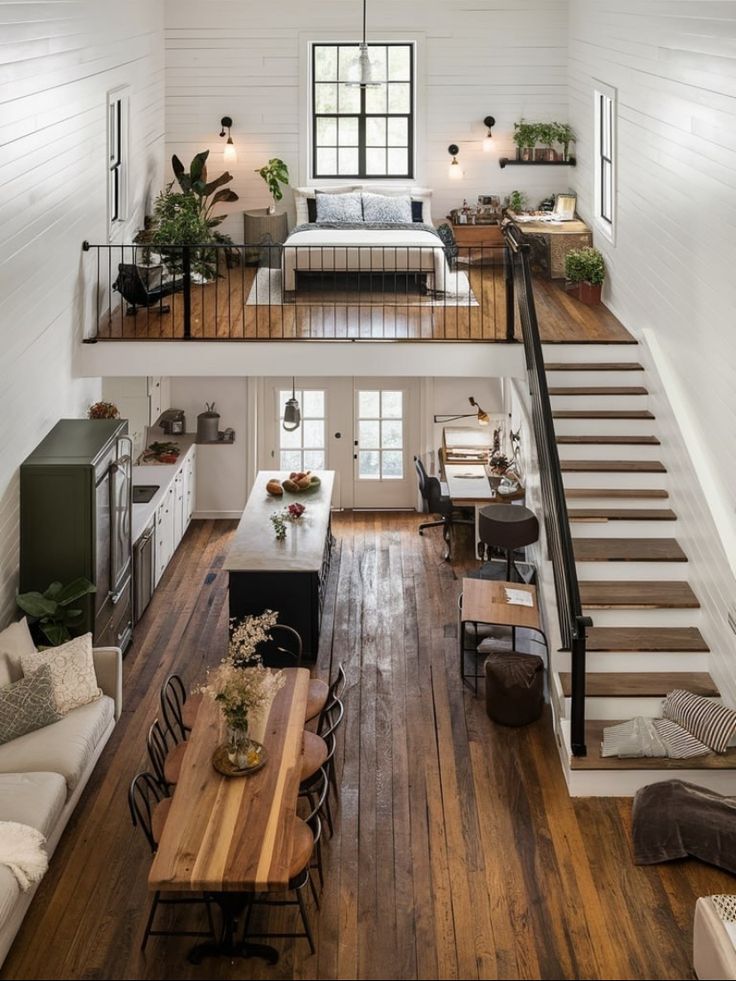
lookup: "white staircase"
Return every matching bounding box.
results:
[541,343,736,796]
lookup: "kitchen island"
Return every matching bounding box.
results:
[224,470,335,661]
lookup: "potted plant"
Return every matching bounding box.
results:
[506,190,528,215]
[17,577,96,646]
[87,401,119,420]
[513,121,539,162]
[536,122,558,161]
[554,122,576,162]
[255,158,290,215]
[565,246,605,305]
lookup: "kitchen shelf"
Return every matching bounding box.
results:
[195,436,235,445]
[499,157,577,169]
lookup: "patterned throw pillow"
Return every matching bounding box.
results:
[20,633,101,715]
[361,192,412,223]
[315,191,363,223]
[662,689,736,754]
[0,665,62,745]
[293,185,359,225]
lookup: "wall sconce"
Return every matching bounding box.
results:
[219,116,237,165]
[434,397,490,425]
[448,144,462,180]
[482,115,495,152]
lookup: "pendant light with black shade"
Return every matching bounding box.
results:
[282,379,301,432]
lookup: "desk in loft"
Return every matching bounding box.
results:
[224,471,334,662]
[509,217,592,279]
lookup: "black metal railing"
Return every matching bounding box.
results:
[81,240,511,342]
[503,221,590,757]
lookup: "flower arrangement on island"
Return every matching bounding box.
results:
[270,502,307,541]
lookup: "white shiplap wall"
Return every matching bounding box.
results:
[567,2,736,695]
[0,0,166,624]
[164,0,571,236]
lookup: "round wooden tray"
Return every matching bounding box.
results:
[212,740,267,778]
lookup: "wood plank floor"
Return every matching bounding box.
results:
[93,266,634,344]
[3,513,731,981]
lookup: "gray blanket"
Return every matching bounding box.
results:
[290,221,441,238]
[633,780,736,872]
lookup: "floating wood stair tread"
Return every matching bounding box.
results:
[546,362,644,371]
[549,386,648,396]
[562,459,666,473]
[573,538,687,562]
[586,626,709,652]
[557,435,660,445]
[566,488,669,499]
[569,508,676,521]
[579,581,700,609]
[560,672,718,698]
[571,721,736,770]
[553,410,656,419]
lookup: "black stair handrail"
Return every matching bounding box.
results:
[503,222,591,757]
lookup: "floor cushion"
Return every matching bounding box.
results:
[694,895,736,980]
[0,696,114,793]
[0,772,67,839]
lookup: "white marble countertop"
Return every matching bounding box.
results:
[224,470,335,573]
[131,433,196,543]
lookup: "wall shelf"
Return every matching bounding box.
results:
[499,157,577,170]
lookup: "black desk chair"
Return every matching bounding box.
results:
[113,263,183,315]
[414,456,474,560]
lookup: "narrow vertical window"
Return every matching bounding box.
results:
[107,89,128,230]
[594,83,616,241]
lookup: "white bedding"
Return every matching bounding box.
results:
[282,226,450,293]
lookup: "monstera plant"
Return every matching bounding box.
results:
[17,577,96,647]
[255,158,290,214]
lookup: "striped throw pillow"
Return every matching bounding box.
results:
[652,718,711,759]
[662,689,736,754]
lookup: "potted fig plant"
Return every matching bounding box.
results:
[513,121,538,162]
[565,246,606,305]
[255,158,290,215]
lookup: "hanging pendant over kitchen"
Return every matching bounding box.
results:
[282,379,301,432]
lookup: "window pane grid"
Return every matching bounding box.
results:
[597,91,614,228]
[279,389,326,472]
[312,43,414,179]
[357,390,404,480]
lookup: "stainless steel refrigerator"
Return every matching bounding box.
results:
[20,419,134,653]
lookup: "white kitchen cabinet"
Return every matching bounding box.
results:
[102,376,170,460]
[155,483,175,586]
[182,446,196,527]
[173,470,184,546]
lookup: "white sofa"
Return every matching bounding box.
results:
[0,645,122,967]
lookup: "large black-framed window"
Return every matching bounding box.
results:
[311,42,414,180]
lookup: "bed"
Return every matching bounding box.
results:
[280,186,461,299]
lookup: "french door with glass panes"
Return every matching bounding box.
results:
[353,379,417,508]
[261,377,417,509]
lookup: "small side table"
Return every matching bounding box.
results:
[459,578,548,693]
[243,209,288,268]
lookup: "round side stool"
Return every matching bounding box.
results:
[478,504,539,582]
[485,651,544,726]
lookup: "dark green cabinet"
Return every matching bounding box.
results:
[20,419,133,653]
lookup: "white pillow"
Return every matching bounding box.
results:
[0,618,36,689]
[315,191,363,222]
[293,185,359,225]
[21,632,101,715]
[362,192,412,223]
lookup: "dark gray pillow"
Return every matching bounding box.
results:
[0,664,62,745]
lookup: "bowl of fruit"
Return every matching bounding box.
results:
[266,471,321,497]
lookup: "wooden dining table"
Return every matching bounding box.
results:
[148,666,310,963]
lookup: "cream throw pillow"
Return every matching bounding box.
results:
[20,633,101,715]
[0,618,37,688]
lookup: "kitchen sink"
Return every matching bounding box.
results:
[132,485,160,504]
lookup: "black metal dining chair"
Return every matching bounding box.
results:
[414,456,474,560]
[241,769,329,954]
[128,771,215,951]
